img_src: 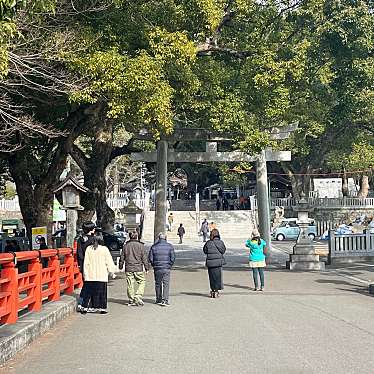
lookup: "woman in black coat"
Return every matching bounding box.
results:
[203,229,226,298]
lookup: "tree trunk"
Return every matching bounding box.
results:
[8,155,54,246]
[357,175,369,198]
[71,114,137,231]
[76,118,115,231]
[281,163,311,199]
[341,167,349,197]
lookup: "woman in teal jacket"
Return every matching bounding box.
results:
[245,229,267,291]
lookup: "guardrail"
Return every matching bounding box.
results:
[0,248,82,325]
[328,230,374,264]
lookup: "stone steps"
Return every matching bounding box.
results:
[142,210,256,242]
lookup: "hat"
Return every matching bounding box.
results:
[252,229,260,238]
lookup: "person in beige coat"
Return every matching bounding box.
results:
[81,233,117,314]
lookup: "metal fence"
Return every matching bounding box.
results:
[253,197,374,209]
[1,196,374,213]
[328,230,374,264]
[315,220,334,236]
[0,198,20,211]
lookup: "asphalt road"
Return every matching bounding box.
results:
[1,238,374,374]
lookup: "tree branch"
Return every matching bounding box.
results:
[70,144,89,173]
[354,122,374,135]
[110,138,139,161]
[197,44,252,58]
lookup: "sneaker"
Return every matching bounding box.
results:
[127,300,136,306]
[260,287,264,292]
[161,301,170,307]
[253,288,259,291]
[76,304,83,312]
[136,299,144,306]
[155,300,163,305]
[100,310,108,314]
[87,308,96,313]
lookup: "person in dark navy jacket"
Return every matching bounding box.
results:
[148,233,175,307]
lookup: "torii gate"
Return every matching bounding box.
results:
[131,128,294,252]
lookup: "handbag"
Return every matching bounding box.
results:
[263,246,269,257]
[212,241,226,265]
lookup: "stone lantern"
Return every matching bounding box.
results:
[120,196,142,237]
[54,175,89,248]
[286,192,325,271]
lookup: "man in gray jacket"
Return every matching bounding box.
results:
[119,231,149,306]
[148,233,175,307]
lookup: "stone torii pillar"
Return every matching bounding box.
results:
[256,150,271,253]
[154,140,168,240]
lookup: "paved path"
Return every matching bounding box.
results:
[2,238,374,374]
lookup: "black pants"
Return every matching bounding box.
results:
[208,266,223,291]
[154,269,170,302]
[81,281,108,310]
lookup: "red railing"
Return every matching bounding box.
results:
[0,248,82,325]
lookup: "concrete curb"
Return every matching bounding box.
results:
[0,295,77,365]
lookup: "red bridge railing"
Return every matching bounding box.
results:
[0,248,82,325]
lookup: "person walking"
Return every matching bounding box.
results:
[200,219,209,242]
[209,221,217,232]
[222,197,229,211]
[39,237,48,267]
[215,198,221,211]
[167,213,174,231]
[148,233,175,306]
[177,223,185,244]
[203,229,226,298]
[76,221,96,312]
[80,233,117,314]
[119,231,149,306]
[246,229,267,291]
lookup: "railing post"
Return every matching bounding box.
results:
[364,229,371,253]
[328,230,335,265]
[28,257,42,312]
[1,262,18,324]
[65,251,74,294]
[49,254,60,301]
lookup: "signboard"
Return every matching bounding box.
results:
[31,226,47,249]
[53,199,66,222]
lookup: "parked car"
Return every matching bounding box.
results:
[54,229,126,251]
[102,231,126,251]
[272,218,317,241]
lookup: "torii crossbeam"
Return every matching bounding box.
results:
[131,143,291,163]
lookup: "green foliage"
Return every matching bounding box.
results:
[4,182,16,199]
[0,0,55,20]
[0,0,55,77]
[219,163,251,187]
[70,50,174,135]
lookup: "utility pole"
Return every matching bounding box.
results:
[154,140,168,242]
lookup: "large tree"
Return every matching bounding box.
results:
[277,0,374,197]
